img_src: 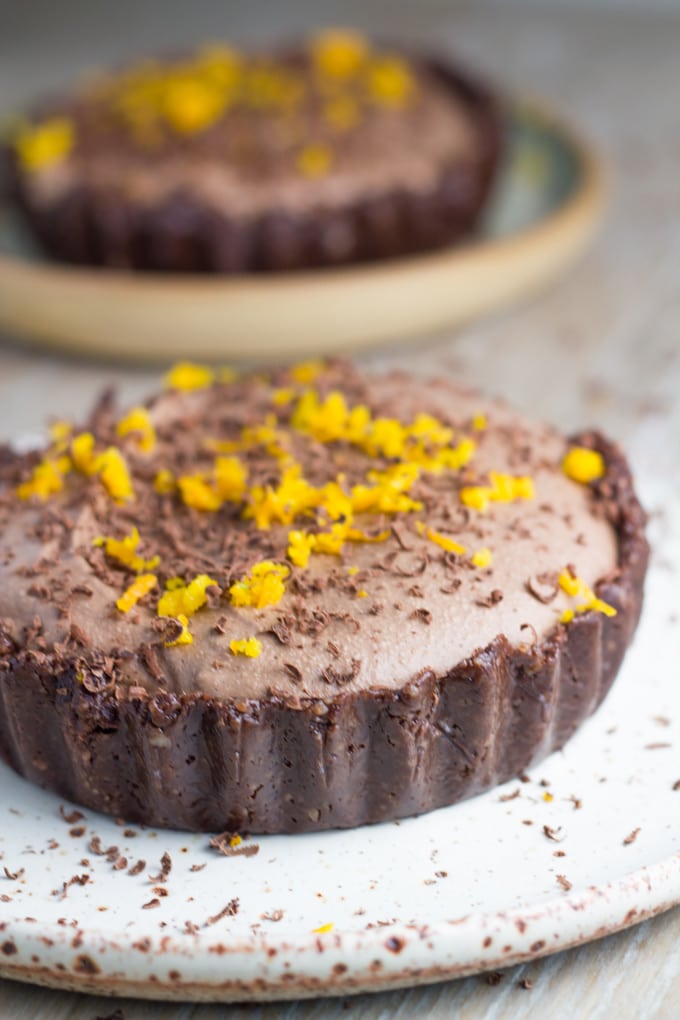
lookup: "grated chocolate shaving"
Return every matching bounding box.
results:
[3,867,24,881]
[542,825,565,843]
[149,851,172,883]
[59,805,85,825]
[526,572,558,604]
[205,898,239,926]
[321,658,361,686]
[209,832,260,858]
[53,873,90,899]
[261,909,284,922]
[283,662,302,683]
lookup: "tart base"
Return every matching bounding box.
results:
[0,435,648,834]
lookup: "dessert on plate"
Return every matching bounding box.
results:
[0,361,647,833]
[2,30,501,272]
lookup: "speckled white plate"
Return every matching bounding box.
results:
[0,474,678,1003]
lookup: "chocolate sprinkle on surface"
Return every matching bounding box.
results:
[149,851,172,883]
[526,572,559,604]
[498,788,521,802]
[53,873,90,899]
[209,832,260,858]
[261,909,284,922]
[59,806,85,825]
[485,971,505,986]
[205,898,240,926]
[543,825,566,843]
[3,867,24,881]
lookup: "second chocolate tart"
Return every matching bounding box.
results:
[2,30,501,273]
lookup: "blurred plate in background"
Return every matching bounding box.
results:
[0,101,604,363]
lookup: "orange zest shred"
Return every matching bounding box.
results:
[558,569,617,623]
[460,472,534,513]
[16,456,70,501]
[154,468,176,493]
[289,389,475,477]
[272,387,296,406]
[229,636,262,658]
[287,522,389,568]
[70,432,98,475]
[416,521,466,556]
[116,406,156,453]
[164,362,215,391]
[366,56,414,107]
[229,561,289,610]
[296,143,333,178]
[178,474,222,511]
[562,447,605,484]
[116,573,158,613]
[14,117,74,171]
[157,574,218,618]
[49,420,72,446]
[289,360,325,385]
[93,447,135,502]
[93,526,159,573]
[309,29,369,78]
[164,613,193,647]
[178,455,248,511]
[312,922,335,934]
[471,547,493,569]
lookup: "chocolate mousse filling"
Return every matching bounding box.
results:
[0,362,648,832]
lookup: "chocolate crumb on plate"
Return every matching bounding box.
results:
[543,825,566,843]
[205,898,240,926]
[485,970,505,986]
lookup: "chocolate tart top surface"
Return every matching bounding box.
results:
[0,361,623,703]
[7,31,489,219]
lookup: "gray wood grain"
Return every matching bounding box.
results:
[0,3,679,1017]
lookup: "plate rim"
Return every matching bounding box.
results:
[0,844,678,1001]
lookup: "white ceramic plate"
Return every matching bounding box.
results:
[0,474,678,1003]
[0,102,605,362]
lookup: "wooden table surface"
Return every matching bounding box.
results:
[1,3,679,1016]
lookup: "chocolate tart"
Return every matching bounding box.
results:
[0,363,647,833]
[1,31,501,272]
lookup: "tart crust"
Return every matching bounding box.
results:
[0,433,647,833]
